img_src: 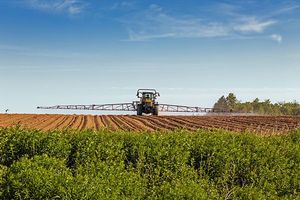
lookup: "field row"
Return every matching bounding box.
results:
[1,128,299,199]
[0,114,299,134]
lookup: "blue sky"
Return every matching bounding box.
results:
[0,0,300,114]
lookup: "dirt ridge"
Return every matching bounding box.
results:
[0,114,299,134]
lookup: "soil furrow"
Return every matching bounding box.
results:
[130,116,160,131]
[110,116,133,131]
[154,116,189,130]
[164,117,198,131]
[79,115,88,130]
[55,115,75,130]
[57,115,75,130]
[143,116,176,130]
[52,115,70,130]
[101,115,118,131]
[96,116,106,127]
[75,116,85,130]
[108,115,128,131]
[1,114,300,134]
[24,115,51,129]
[41,115,67,131]
[67,115,78,129]
[121,116,154,131]
[12,115,48,128]
[0,114,35,127]
[93,115,100,130]
[174,116,212,129]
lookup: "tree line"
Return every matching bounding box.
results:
[213,93,300,115]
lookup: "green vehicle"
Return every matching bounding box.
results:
[136,89,160,116]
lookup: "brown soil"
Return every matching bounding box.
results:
[0,114,299,135]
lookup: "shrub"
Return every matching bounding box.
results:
[4,155,73,199]
[188,130,300,198]
[0,128,71,166]
[0,165,8,198]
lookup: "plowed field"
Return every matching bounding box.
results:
[1,114,300,134]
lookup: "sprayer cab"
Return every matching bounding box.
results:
[136,89,160,115]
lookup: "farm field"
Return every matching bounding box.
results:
[0,114,300,134]
[0,128,299,199]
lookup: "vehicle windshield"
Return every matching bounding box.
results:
[143,93,153,99]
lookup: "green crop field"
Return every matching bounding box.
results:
[0,127,299,199]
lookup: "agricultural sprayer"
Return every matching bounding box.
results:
[37,89,218,115]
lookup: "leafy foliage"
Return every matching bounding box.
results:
[214,93,300,115]
[0,164,7,198]
[0,127,299,199]
[4,155,73,199]
[0,127,71,166]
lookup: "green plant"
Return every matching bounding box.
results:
[4,155,73,199]
[0,127,299,199]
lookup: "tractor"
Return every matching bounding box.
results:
[136,89,160,116]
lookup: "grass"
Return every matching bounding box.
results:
[0,127,299,199]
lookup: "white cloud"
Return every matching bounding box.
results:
[234,18,277,33]
[26,0,86,15]
[270,34,283,43]
[122,4,280,41]
[271,4,300,16]
[124,4,230,41]
[111,1,136,10]
[122,4,299,43]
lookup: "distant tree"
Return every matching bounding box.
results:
[213,96,229,112]
[253,98,260,104]
[226,93,238,111]
[262,100,272,114]
[252,98,260,113]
